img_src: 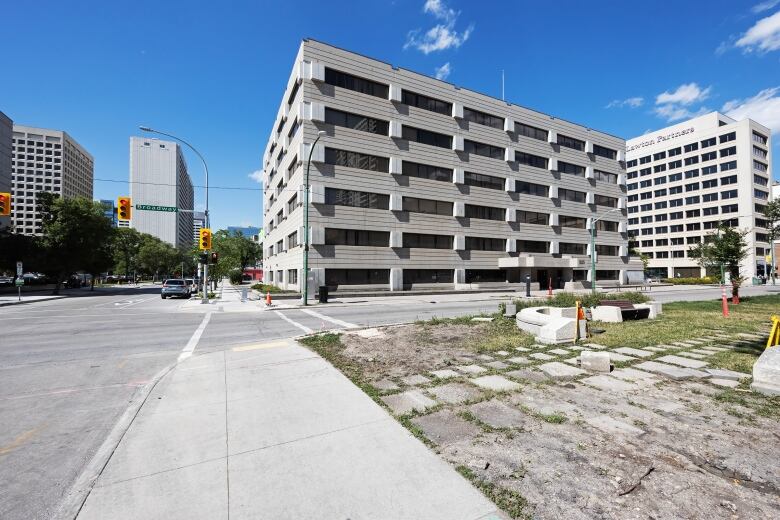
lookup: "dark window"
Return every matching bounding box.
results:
[684,142,698,153]
[465,204,505,221]
[464,139,504,159]
[702,179,717,189]
[595,194,618,207]
[324,108,389,135]
[701,151,716,161]
[558,161,585,176]
[517,240,548,253]
[593,144,617,159]
[465,236,505,251]
[403,269,453,284]
[626,159,638,168]
[720,146,737,158]
[560,242,587,254]
[464,171,504,190]
[402,126,452,149]
[685,182,699,192]
[403,233,453,249]
[684,156,699,166]
[559,215,587,228]
[516,122,548,141]
[463,107,504,129]
[702,165,718,175]
[325,187,389,209]
[558,188,586,203]
[719,132,736,144]
[465,270,505,283]
[595,245,619,256]
[325,147,389,172]
[403,197,453,216]
[594,170,617,183]
[557,134,585,151]
[720,175,737,185]
[515,151,548,169]
[516,210,549,225]
[654,152,667,161]
[655,164,668,173]
[684,169,699,179]
[701,137,716,148]
[639,155,651,164]
[324,68,388,99]
[287,81,300,106]
[401,90,451,115]
[515,181,548,197]
[596,220,618,232]
[402,161,452,182]
[326,269,390,288]
[325,228,390,247]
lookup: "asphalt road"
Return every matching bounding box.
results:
[1,282,778,520]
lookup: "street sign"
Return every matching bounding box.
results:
[135,204,178,212]
[15,278,24,286]
[16,261,23,277]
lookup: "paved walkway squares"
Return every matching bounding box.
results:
[538,362,586,380]
[381,390,438,415]
[635,361,709,380]
[373,379,400,391]
[411,410,481,446]
[456,364,488,375]
[704,368,750,380]
[467,400,526,429]
[401,374,431,386]
[585,415,645,437]
[428,382,483,404]
[469,375,522,392]
[429,369,460,380]
[529,352,555,361]
[484,360,509,370]
[614,347,654,358]
[656,355,708,369]
[582,375,639,393]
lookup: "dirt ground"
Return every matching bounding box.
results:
[332,322,780,520]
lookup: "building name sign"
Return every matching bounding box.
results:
[627,127,695,153]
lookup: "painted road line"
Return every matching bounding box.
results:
[299,308,358,329]
[274,310,313,334]
[232,340,290,352]
[178,312,212,362]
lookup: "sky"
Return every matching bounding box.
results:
[2,0,779,231]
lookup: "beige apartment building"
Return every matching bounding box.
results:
[261,40,641,292]
[625,113,772,282]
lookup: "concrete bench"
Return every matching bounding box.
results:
[599,300,651,320]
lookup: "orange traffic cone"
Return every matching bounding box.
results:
[266,291,272,306]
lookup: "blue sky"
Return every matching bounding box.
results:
[3,0,779,231]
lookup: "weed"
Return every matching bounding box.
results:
[456,466,529,519]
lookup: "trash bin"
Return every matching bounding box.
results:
[318,285,328,304]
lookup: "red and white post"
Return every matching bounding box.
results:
[721,285,729,317]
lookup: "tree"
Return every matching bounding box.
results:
[136,234,181,280]
[764,199,780,283]
[37,193,116,294]
[688,224,748,297]
[113,227,143,281]
[210,230,261,283]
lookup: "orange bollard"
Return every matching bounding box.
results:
[266,291,272,306]
[721,285,729,317]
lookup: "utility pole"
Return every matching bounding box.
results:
[302,131,326,306]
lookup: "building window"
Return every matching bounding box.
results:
[753,131,768,145]
[515,181,549,197]
[324,107,389,135]
[558,188,586,203]
[754,160,768,173]
[719,161,737,171]
[559,242,587,255]
[463,107,504,129]
[401,90,451,115]
[402,161,452,182]
[684,143,698,153]
[639,155,651,164]
[754,174,768,186]
[403,269,453,284]
[755,189,769,200]
[559,215,587,228]
[515,151,548,169]
[403,233,453,249]
[596,220,618,232]
[594,170,617,183]
[655,164,668,173]
[684,169,699,179]
[720,175,737,185]
[403,197,453,216]
[402,126,452,149]
[465,270,505,283]
[653,151,667,161]
[464,139,504,159]
[465,204,505,221]
[685,182,699,192]
[701,137,716,148]
[324,187,389,209]
[557,134,585,151]
[655,176,667,185]
[595,245,618,256]
[465,236,505,251]
[703,206,718,215]
[288,231,299,248]
[324,68,388,99]
[719,131,736,144]
[326,269,390,288]
[516,210,549,225]
[595,194,618,207]
[593,144,617,159]
[325,147,389,172]
[325,228,390,247]
[517,240,549,253]
[516,122,548,141]
[684,156,699,166]
[558,161,585,177]
[287,194,298,215]
[464,171,504,190]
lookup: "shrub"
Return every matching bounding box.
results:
[661,276,719,285]
[513,291,650,310]
[251,283,286,293]
[229,272,244,285]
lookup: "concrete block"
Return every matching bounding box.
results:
[634,361,709,380]
[582,375,639,393]
[430,369,460,380]
[529,352,555,361]
[704,368,750,381]
[427,383,482,405]
[469,375,522,392]
[485,361,509,370]
[516,306,586,344]
[656,355,708,369]
[507,356,530,365]
[494,350,510,357]
[456,364,488,375]
[580,351,611,372]
[372,379,399,391]
[381,390,437,415]
[608,352,638,362]
[614,347,654,358]
[590,305,623,323]
[401,374,431,386]
[548,348,570,355]
[677,351,709,359]
[411,409,481,446]
[505,369,549,383]
[751,346,780,396]
[710,378,739,388]
[538,362,586,380]
[609,367,659,383]
[635,301,662,319]
[468,400,526,429]
[504,303,517,317]
[514,347,530,352]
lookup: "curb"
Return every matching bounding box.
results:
[54,362,178,520]
[0,295,66,307]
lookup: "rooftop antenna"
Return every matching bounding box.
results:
[501,70,505,100]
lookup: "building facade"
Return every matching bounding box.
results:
[625,113,772,281]
[129,137,194,249]
[193,210,206,244]
[261,40,639,292]
[0,111,12,230]
[99,199,117,227]
[227,225,261,237]
[10,124,94,235]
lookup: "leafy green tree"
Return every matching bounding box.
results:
[688,224,748,297]
[136,234,181,280]
[210,230,261,283]
[113,227,144,281]
[764,199,780,282]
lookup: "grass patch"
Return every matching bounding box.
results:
[414,314,537,353]
[713,388,780,421]
[456,466,529,519]
[513,291,650,311]
[708,349,762,373]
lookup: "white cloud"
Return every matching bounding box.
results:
[434,62,451,80]
[655,83,712,106]
[752,0,780,14]
[405,0,474,54]
[605,97,644,109]
[723,86,780,134]
[736,10,780,52]
[248,169,263,184]
[653,104,710,122]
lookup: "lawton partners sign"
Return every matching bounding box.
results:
[626,127,695,153]
[135,204,178,212]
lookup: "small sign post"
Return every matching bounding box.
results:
[15,261,22,301]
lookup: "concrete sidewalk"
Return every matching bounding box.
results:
[0,294,65,307]
[76,339,505,520]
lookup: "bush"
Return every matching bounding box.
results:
[513,291,650,310]
[251,283,286,293]
[229,272,243,285]
[662,276,719,285]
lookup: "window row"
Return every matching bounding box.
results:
[626,132,740,168]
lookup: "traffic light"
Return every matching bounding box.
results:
[199,252,208,264]
[0,193,10,216]
[199,228,212,250]
[117,197,132,221]
[210,252,219,264]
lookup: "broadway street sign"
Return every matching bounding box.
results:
[135,204,178,212]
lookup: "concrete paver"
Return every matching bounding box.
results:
[656,355,709,369]
[427,383,482,404]
[469,375,522,392]
[382,390,437,415]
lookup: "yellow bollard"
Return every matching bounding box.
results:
[767,315,780,349]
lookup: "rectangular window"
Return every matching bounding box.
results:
[287,269,298,284]
[402,161,453,182]
[326,269,390,288]
[593,144,617,159]
[655,226,668,233]
[720,161,737,171]
[702,165,718,175]
[754,174,768,186]
[559,242,587,255]
[655,176,667,185]
[464,171,504,190]
[720,175,737,185]
[755,189,769,200]
[701,137,716,148]
[516,122,548,141]
[686,223,701,231]
[594,170,617,183]
[655,213,668,222]
[402,125,452,149]
[672,250,685,258]
[640,167,651,176]
[515,151,548,169]
[325,228,390,247]
[595,194,618,207]
[640,180,652,188]
[466,236,505,251]
[753,131,768,145]
[668,172,682,182]
[558,161,585,176]
[596,220,618,232]
[685,182,699,192]
[753,146,767,159]
[654,152,667,161]
[754,160,768,172]
[465,270,505,283]
[703,193,718,202]
[701,151,716,161]
[721,204,738,213]
[517,240,549,253]
[654,164,668,173]
[702,179,717,189]
[325,147,389,172]
[463,107,504,129]
[654,189,667,197]
[595,245,619,256]
[515,180,549,197]
[684,169,699,179]
[324,107,389,135]
[684,142,699,153]
[325,187,389,209]
[719,132,736,144]
[686,209,700,218]
[684,156,699,166]
[403,269,454,284]
[557,134,585,151]
[402,233,453,249]
[516,210,549,225]
[403,196,453,216]
[401,90,452,115]
[287,194,298,215]
[703,206,718,215]
[626,159,638,168]
[639,155,651,164]
[324,68,388,98]
[685,196,700,204]
[719,146,737,158]
[465,204,505,221]
[558,187,586,203]
[670,225,683,232]
[655,201,667,209]
[668,147,682,157]
[464,139,504,159]
[559,215,587,228]
[288,231,298,249]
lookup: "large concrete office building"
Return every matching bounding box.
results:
[193,210,206,244]
[10,124,94,235]
[0,111,12,230]
[261,40,640,292]
[129,137,193,249]
[625,113,772,281]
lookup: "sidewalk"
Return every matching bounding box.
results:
[0,294,65,307]
[76,338,505,520]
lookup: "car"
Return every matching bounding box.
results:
[161,279,190,299]
[185,278,195,293]
[0,276,13,286]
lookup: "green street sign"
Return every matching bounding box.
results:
[15,278,24,286]
[135,204,178,212]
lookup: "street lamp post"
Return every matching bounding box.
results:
[590,207,620,295]
[302,131,326,306]
[139,126,210,303]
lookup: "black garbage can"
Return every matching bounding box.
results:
[318,285,329,303]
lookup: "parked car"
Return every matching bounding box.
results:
[0,276,13,286]
[161,279,190,299]
[185,278,195,293]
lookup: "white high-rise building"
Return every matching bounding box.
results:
[625,112,772,281]
[10,124,94,236]
[193,211,206,244]
[0,111,12,230]
[129,137,194,249]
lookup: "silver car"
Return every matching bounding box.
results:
[161,279,190,299]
